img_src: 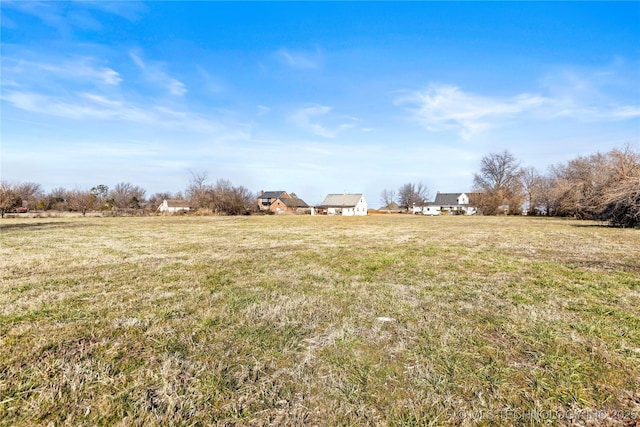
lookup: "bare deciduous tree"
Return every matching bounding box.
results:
[520,166,543,215]
[109,182,146,210]
[397,182,429,209]
[536,175,557,216]
[186,170,210,210]
[15,182,44,211]
[66,188,96,216]
[380,188,397,209]
[46,187,68,211]
[0,181,20,218]
[473,150,524,215]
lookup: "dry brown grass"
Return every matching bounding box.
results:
[1,215,639,425]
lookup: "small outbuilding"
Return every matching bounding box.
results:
[158,199,191,213]
[380,201,402,213]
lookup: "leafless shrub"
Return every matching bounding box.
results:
[0,181,21,218]
[66,188,97,216]
[545,145,640,226]
[187,171,254,215]
[599,146,640,227]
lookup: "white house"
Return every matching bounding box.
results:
[418,192,478,215]
[415,205,441,216]
[316,194,368,216]
[158,199,191,213]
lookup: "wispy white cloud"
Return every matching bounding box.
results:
[3,2,71,33]
[1,48,241,138]
[396,80,640,139]
[1,90,227,134]
[288,105,356,138]
[538,61,640,121]
[289,105,334,137]
[196,66,226,94]
[85,1,147,22]
[395,84,548,139]
[607,106,640,119]
[167,80,187,97]
[3,91,141,122]
[129,51,145,69]
[3,0,146,33]
[80,93,123,108]
[1,79,20,88]
[2,57,122,86]
[257,105,271,116]
[540,59,637,103]
[130,52,187,96]
[275,48,322,69]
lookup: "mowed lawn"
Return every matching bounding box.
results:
[1,215,639,426]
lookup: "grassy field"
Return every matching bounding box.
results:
[1,215,639,426]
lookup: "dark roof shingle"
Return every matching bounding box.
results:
[259,191,287,199]
[433,193,462,205]
[281,198,309,208]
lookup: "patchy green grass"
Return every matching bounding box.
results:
[1,215,639,426]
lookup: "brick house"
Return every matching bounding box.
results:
[258,191,309,214]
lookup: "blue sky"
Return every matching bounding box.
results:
[1,1,639,208]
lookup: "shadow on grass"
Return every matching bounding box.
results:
[0,221,96,232]
[571,222,640,230]
[569,222,613,228]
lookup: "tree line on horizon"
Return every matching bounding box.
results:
[379,144,639,227]
[0,174,256,218]
[1,145,639,227]
[471,145,639,228]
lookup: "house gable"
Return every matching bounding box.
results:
[270,196,309,214]
[258,190,290,210]
[281,197,309,209]
[159,199,191,213]
[318,194,368,216]
[428,192,478,215]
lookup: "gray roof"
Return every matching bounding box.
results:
[381,201,401,211]
[259,191,287,199]
[319,194,364,208]
[281,197,309,208]
[433,193,463,205]
[165,199,190,207]
[432,192,482,206]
